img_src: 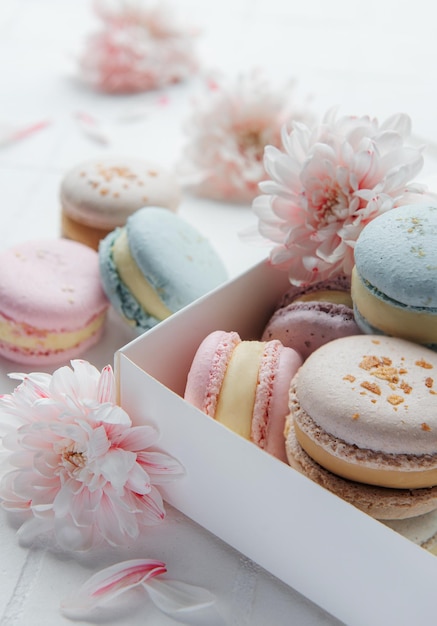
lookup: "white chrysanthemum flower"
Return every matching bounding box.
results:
[252,109,437,285]
[178,71,316,203]
[0,360,183,552]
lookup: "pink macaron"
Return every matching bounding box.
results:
[0,238,109,365]
[184,330,303,461]
[262,275,362,360]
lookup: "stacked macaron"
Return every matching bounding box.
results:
[351,203,437,348]
[99,207,228,331]
[60,156,181,250]
[0,239,109,365]
[285,334,437,520]
[262,275,362,360]
[184,330,302,461]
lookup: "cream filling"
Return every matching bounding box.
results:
[215,341,265,438]
[0,312,106,352]
[294,421,437,489]
[112,230,172,322]
[294,289,353,307]
[351,267,437,343]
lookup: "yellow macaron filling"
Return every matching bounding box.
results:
[112,229,172,322]
[215,341,265,438]
[294,289,353,307]
[0,312,106,352]
[294,421,437,489]
[351,267,437,344]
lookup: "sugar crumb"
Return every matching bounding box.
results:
[416,359,433,369]
[361,381,381,395]
[343,374,356,382]
[387,395,404,406]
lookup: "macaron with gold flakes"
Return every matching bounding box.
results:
[286,334,437,520]
[60,156,182,250]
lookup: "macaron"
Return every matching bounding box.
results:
[262,275,362,360]
[184,330,303,461]
[99,207,228,331]
[351,204,437,347]
[383,509,437,555]
[60,156,182,250]
[0,239,109,365]
[285,334,437,519]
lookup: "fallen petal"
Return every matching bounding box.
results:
[144,578,226,625]
[60,558,166,618]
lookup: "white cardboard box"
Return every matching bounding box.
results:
[117,259,437,626]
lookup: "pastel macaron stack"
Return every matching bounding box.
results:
[184,330,303,461]
[351,203,437,348]
[262,275,362,360]
[0,239,109,365]
[99,207,228,331]
[60,156,182,250]
[286,334,437,520]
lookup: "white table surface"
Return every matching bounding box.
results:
[1,1,437,624]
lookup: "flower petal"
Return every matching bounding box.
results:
[144,578,225,625]
[60,559,166,618]
[137,451,185,483]
[96,365,116,404]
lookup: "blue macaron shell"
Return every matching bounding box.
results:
[354,204,437,309]
[353,303,437,351]
[126,207,227,315]
[99,228,155,329]
[99,207,228,330]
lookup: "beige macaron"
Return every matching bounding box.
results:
[60,156,182,250]
[285,334,437,520]
[383,508,437,554]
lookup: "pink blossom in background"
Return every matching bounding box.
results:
[0,360,183,552]
[178,70,316,204]
[79,0,199,93]
[252,109,437,285]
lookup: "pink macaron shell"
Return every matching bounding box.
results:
[0,324,105,366]
[262,301,361,361]
[251,341,303,462]
[0,239,108,330]
[184,330,241,416]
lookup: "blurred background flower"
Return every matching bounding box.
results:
[178,69,316,204]
[79,0,199,93]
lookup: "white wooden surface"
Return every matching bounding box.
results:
[1,1,437,624]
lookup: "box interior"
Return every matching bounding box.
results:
[118,259,437,626]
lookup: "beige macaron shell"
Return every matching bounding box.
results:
[295,335,437,456]
[284,419,437,520]
[60,157,181,229]
[383,508,437,550]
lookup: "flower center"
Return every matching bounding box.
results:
[237,128,264,161]
[62,445,87,470]
[317,184,349,224]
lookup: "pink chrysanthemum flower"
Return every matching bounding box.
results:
[178,71,316,203]
[0,360,183,551]
[79,0,199,94]
[252,109,436,285]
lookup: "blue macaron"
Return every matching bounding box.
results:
[351,204,437,347]
[99,207,228,330]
